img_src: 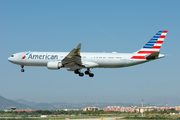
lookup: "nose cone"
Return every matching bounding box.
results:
[8,57,14,63]
[8,56,16,63]
[8,54,20,65]
[8,57,12,62]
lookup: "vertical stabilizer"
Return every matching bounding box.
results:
[131,30,168,59]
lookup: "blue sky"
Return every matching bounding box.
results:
[0,0,180,106]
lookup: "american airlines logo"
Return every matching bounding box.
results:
[22,53,58,60]
[28,54,58,60]
[22,53,29,59]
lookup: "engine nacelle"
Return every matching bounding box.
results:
[47,61,63,70]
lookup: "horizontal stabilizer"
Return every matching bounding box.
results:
[146,52,159,60]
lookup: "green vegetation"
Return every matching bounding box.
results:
[0,110,180,119]
[0,110,137,119]
[124,114,180,119]
[0,110,122,116]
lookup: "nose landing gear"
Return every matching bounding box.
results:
[21,65,25,72]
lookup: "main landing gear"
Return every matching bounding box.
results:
[74,69,84,77]
[85,69,94,77]
[21,65,25,72]
[74,69,94,77]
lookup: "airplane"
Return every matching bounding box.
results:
[8,30,168,77]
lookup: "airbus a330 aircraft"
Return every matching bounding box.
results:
[8,30,167,77]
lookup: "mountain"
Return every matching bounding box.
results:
[14,99,136,110]
[0,95,31,110]
[32,103,55,110]
[0,95,136,110]
[13,97,137,110]
[14,99,36,106]
[49,102,136,109]
[3,95,178,110]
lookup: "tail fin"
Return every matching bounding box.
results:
[131,30,168,59]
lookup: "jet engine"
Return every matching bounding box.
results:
[47,61,63,70]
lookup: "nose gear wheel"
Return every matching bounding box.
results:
[21,65,25,72]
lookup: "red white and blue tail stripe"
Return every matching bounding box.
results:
[131,30,168,59]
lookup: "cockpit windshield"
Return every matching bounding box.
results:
[11,55,14,57]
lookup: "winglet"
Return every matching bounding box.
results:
[76,43,81,49]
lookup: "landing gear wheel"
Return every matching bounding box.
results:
[79,72,84,77]
[85,69,94,77]
[89,73,94,77]
[21,69,25,72]
[74,69,79,74]
[85,71,90,75]
[21,65,25,72]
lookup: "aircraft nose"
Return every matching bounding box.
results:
[8,57,12,62]
[8,56,15,63]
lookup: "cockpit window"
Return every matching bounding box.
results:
[11,55,14,57]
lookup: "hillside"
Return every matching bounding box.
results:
[2,95,170,110]
[0,95,31,110]
[0,95,136,110]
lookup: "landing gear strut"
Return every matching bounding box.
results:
[85,69,94,77]
[21,65,25,72]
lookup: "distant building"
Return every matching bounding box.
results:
[15,109,36,112]
[10,107,17,111]
[63,109,79,111]
[104,106,135,113]
[83,107,99,111]
[10,107,16,110]
[41,115,47,117]
[175,106,180,111]
[137,106,175,113]
[104,106,176,113]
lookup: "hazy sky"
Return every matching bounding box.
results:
[1,0,180,106]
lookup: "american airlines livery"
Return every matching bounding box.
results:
[8,30,168,77]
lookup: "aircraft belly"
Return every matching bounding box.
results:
[125,60,148,67]
[95,60,126,68]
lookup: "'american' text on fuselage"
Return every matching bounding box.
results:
[28,54,58,60]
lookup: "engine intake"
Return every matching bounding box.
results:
[47,61,63,70]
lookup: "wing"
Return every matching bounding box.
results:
[62,43,84,68]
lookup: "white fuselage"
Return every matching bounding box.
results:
[7,30,167,77]
[8,51,149,70]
